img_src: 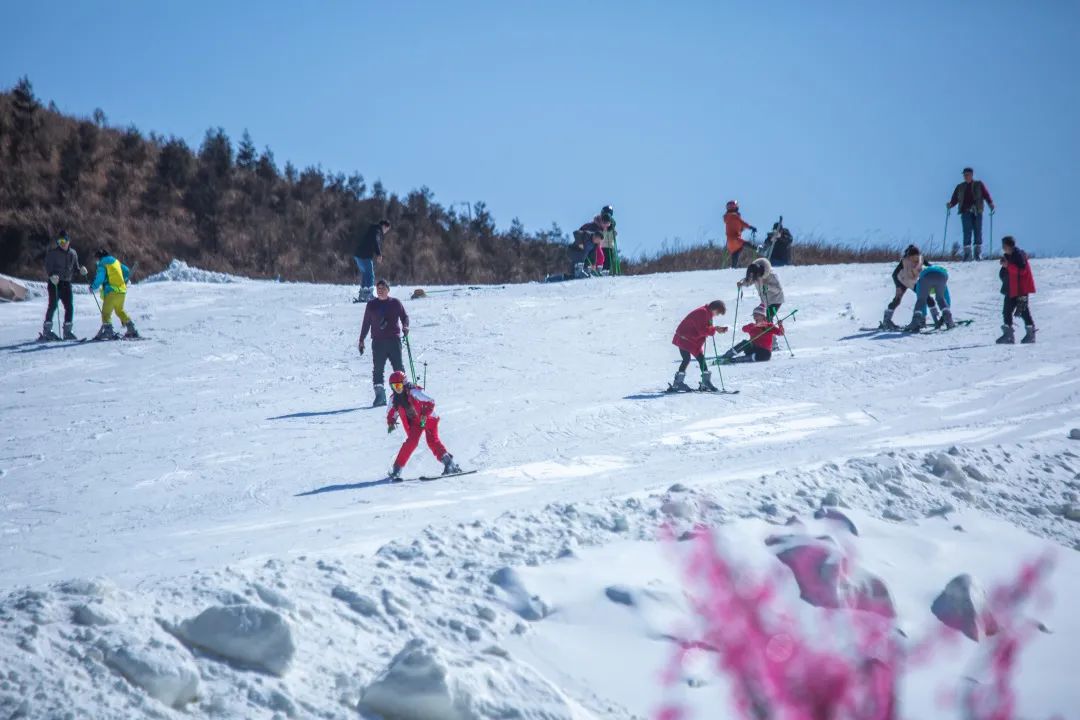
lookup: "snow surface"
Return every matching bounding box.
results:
[1,260,1079,718]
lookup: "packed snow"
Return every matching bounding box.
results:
[1,259,1079,718]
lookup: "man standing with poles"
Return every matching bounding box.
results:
[39,230,87,341]
[946,168,995,261]
[358,279,409,407]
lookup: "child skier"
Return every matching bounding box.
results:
[670,301,728,392]
[90,249,139,340]
[724,304,784,363]
[903,263,954,333]
[881,245,941,330]
[40,231,88,341]
[385,370,461,481]
[724,200,757,269]
[997,235,1036,344]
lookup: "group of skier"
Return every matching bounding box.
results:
[37,231,140,342]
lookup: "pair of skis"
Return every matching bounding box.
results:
[388,469,478,483]
[859,319,974,334]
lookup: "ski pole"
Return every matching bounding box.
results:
[989,210,994,259]
[941,208,950,257]
[730,287,742,350]
[710,335,730,392]
[403,334,418,384]
[422,361,428,387]
[779,311,795,358]
[611,233,621,276]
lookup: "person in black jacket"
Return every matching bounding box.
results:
[40,230,88,341]
[353,220,390,302]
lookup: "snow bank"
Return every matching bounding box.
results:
[172,604,295,676]
[358,638,585,720]
[143,258,239,283]
[102,640,200,708]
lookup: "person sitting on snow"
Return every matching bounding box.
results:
[670,301,728,392]
[903,263,955,333]
[723,304,784,363]
[386,370,461,481]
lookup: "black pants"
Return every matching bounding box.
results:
[372,338,405,385]
[1003,296,1034,327]
[45,281,74,324]
[678,350,706,374]
[729,249,743,269]
[730,345,771,363]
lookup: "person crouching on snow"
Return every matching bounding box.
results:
[904,263,955,332]
[670,301,728,392]
[386,370,461,481]
[724,304,784,363]
[882,245,940,330]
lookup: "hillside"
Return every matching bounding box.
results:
[1,259,1078,718]
[0,78,570,285]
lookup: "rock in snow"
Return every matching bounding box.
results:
[774,539,895,617]
[102,641,200,708]
[931,574,998,641]
[1069,428,1080,440]
[173,605,295,676]
[358,639,580,720]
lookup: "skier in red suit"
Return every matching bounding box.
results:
[386,370,461,481]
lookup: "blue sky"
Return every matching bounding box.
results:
[3,1,1078,257]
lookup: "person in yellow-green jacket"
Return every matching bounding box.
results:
[90,249,139,340]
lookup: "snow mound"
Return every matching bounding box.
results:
[143,258,239,283]
[172,604,295,676]
[102,639,200,708]
[358,638,586,720]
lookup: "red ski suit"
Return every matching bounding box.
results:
[387,385,449,468]
[742,321,784,351]
[673,306,722,355]
[1003,250,1036,298]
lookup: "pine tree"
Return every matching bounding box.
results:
[8,76,42,163]
[236,130,257,172]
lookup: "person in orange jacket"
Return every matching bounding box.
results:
[724,200,757,269]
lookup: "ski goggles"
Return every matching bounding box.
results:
[390,381,405,392]
[56,236,69,246]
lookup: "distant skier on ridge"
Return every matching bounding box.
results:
[724,200,757,269]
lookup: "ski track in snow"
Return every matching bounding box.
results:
[2,259,1080,718]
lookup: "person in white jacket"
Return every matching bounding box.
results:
[881,245,938,330]
[737,258,785,350]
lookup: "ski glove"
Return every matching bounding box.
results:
[49,275,59,285]
[358,339,365,355]
[419,416,427,429]
[387,423,396,434]
[79,266,88,276]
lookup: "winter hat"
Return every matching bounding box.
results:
[753,304,767,317]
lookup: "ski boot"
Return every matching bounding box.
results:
[973,244,983,261]
[387,465,403,482]
[1021,325,1037,344]
[902,312,926,333]
[881,308,900,331]
[929,306,941,328]
[123,321,139,339]
[995,325,1015,344]
[940,308,956,330]
[93,324,117,341]
[573,262,588,280]
[62,322,77,340]
[441,454,462,475]
[38,321,60,342]
[669,371,693,393]
[962,245,973,262]
[372,384,387,407]
[699,371,719,393]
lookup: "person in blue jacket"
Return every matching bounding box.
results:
[90,249,139,340]
[903,263,955,333]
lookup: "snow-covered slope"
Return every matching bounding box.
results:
[1,260,1078,718]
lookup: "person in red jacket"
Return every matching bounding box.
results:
[723,304,785,363]
[385,370,462,481]
[724,200,757,269]
[670,301,728,392]
[996,236,1036,344]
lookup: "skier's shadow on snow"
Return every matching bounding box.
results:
[295,479,390,496]
[268,407,364,420]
